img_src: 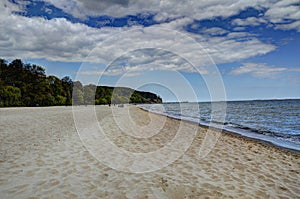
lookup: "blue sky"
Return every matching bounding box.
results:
[0,0,299,102]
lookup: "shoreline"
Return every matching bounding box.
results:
[137,105,300,153]
[1,105,299,198]
[1,104,299,152]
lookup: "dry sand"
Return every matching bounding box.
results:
[0,105,299,198]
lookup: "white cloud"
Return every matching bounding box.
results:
[275,20,300,32]
[229,0,300,32]
[42,0,300,33]
[0,1,277,75]
[105,48,210,75]
[226,32,256,39]
[201,27,229,36]
[2,0,30,13]
[45,7,53,14]
[7,0,300,34]
[199,36,275,64]
[265,0,300,23]
[233,26,246,31]
[42,0,272,20]
[77,69,105,75]
[265,0,300,32]
[0,2,125,62]
[230,63,288,78]
[232,17,267,26]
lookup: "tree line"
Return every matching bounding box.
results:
[0,59,162,107]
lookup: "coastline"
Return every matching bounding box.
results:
[0,105,299,198]
[138,105,300,152]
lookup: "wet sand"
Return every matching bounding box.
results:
[0,105,299,198]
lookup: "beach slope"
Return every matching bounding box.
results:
[0,106,299,198]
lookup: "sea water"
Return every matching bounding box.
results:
[138,99,300,151]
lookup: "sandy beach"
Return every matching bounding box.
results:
[0,105,299,198]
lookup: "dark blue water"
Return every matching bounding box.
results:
[138,99,300,151]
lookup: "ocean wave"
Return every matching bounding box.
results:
[138,100,300,150]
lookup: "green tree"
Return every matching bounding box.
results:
[0,86,21,106]
[72,81,84,105]
[0,58,162,107]
[62,76,72,105]
[83,84,96,105]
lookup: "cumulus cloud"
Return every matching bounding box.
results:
[78,49,201,77]
[2,0,30,12]
[229,1,300,32]
[7,0,300,34]
[226,32,257,39]
[230,63,288,78]
[45,0,300,33]
[265,0,300,32]
[201,27,229,36]
[43,0,296,34]
[232,17,267,26]
[105,48,210,75]
[41,0,271,20]
[265,0,300,23]
[0,0,279,75]
[275,20,300,32]
[0,2,125,62]
[80,29,275,76]
[199,35,275,64]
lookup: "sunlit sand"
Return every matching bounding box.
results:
[0,106,299,198]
